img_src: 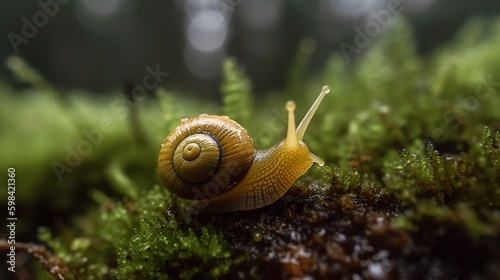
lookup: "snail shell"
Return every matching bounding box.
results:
[158,115,255,199]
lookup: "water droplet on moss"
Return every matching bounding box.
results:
[253,232,262,242]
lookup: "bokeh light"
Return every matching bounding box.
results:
[183,1,231,79]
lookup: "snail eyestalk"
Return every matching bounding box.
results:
[285,101,298,147]
[296,85,330,141]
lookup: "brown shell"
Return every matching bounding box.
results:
[158,115,255,200]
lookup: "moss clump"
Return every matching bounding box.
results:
[386,128,500,238]
[38,186,234,279]
[116,191,234,279]
[119,221,233,279]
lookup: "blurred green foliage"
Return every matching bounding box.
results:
[220,58,253,125]
[1,16,500,279]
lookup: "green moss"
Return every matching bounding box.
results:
[39,186,234,279]
[116,187,234,279]
[119,221,232,279]
[386,128,500,241]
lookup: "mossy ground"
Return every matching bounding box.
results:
[1,17,500,279]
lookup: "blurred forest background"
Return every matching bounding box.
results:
[1,0,500,98]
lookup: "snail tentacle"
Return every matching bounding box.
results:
[296,85,330,141]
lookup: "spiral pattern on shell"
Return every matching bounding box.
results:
[158,115,255,200]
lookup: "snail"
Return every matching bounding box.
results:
[158,85,330,213]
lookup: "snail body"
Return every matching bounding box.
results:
[158,86,330,213]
